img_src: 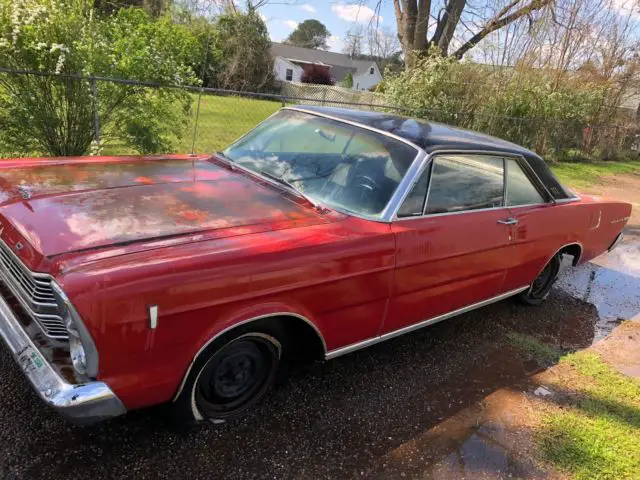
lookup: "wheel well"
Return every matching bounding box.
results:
[559,243,582,266]
[203,315,326,365]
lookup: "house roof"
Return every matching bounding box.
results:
[271,43,378,81]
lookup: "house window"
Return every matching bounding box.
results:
[370,67,375,75]
[285,69,293,81]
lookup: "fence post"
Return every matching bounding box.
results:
[90,77,101,148]
[191,87,203,154]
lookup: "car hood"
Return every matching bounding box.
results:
[0,156,335,260]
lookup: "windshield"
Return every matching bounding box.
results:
[222,110,418,218]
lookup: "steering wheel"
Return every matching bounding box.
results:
[352,174,380,199]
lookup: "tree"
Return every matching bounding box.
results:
[342,71,354,88]
[343,24,365,57]
[367,27,402,71]
[94,0,171,16]
[301,65,335,85]
[0,1,198,156]
[213,8,274,91]
[385,0,553,64]
[285,19,330,49]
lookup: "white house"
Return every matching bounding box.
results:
[271,43,383,91]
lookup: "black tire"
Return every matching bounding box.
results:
[174,329,283,425]
[518,253,561,306]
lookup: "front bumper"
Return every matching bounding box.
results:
[0,292,126,425]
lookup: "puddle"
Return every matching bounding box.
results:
[368,385,550,479]
[556,235,640,342]
[367,235,640,479]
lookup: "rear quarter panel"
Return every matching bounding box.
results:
[504,195,631,291]
[54,217,394,409]
[577,194,632,262]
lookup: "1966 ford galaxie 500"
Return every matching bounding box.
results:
[0,107,631,425]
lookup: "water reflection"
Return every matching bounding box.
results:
[556,236,640,340]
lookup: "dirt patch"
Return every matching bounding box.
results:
[582,173,640,233]
[593,321,640,379]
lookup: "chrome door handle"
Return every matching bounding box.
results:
[497,218,519,225]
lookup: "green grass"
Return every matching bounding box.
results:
[550,160,640,190]
[182,93,282,153]
[538,352,640,479]
[506,332,563,366]
[101,93,282,156]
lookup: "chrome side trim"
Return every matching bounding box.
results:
[555,196,581,204]
[325,286,529,360]
[172,312,327,402]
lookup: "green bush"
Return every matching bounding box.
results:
[0,0,199,156]
[384,47,610,158]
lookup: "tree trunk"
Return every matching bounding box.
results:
[393,0,553,66]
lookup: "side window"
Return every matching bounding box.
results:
[397,165,431,217]
[425,155,504,214]
[506,159,545,206]
[285,69,293,81]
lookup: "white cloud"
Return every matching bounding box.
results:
[299,4,316,13]
[327,35,345,53]
[331,4,383,24]
[283,20,299,29]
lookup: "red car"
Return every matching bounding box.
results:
[0,107,631,425]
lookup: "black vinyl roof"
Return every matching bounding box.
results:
[295,106,574,200]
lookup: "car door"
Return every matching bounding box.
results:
[500,157,566,291]
[383,153,515,334]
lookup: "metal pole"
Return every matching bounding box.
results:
[90,77,101,148]
[191,24,212,155]
[191,89,204,155]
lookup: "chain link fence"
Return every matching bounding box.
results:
[0,68,638,161]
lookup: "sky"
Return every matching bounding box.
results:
[258,1,396,52]
[256,0,640,56]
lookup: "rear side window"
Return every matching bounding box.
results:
[506,159,545,206]
[424,155,505,214]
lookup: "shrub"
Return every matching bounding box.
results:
[342,71,353,89]
[0,0,199,156]
[383,47,611,157]
[301,65,335,85]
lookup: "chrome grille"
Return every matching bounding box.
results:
[0,240,68,339]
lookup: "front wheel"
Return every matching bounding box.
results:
[175,331,282,424]
[518,253,561,306]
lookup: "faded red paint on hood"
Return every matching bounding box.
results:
[0,156,336,259]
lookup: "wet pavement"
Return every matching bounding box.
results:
[0,233,638,479]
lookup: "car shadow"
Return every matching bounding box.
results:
[0,288,604,479]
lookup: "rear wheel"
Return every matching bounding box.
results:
[518,253,561,306]
[175,331,282,424]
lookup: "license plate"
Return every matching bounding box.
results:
[18,345,45,374]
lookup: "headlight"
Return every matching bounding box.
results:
[66,320,88,375]
[51,282,99,378]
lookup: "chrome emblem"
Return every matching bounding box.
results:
[15,242,24,251]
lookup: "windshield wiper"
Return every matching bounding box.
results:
[260,170,325,212]
[214,151,237,170]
